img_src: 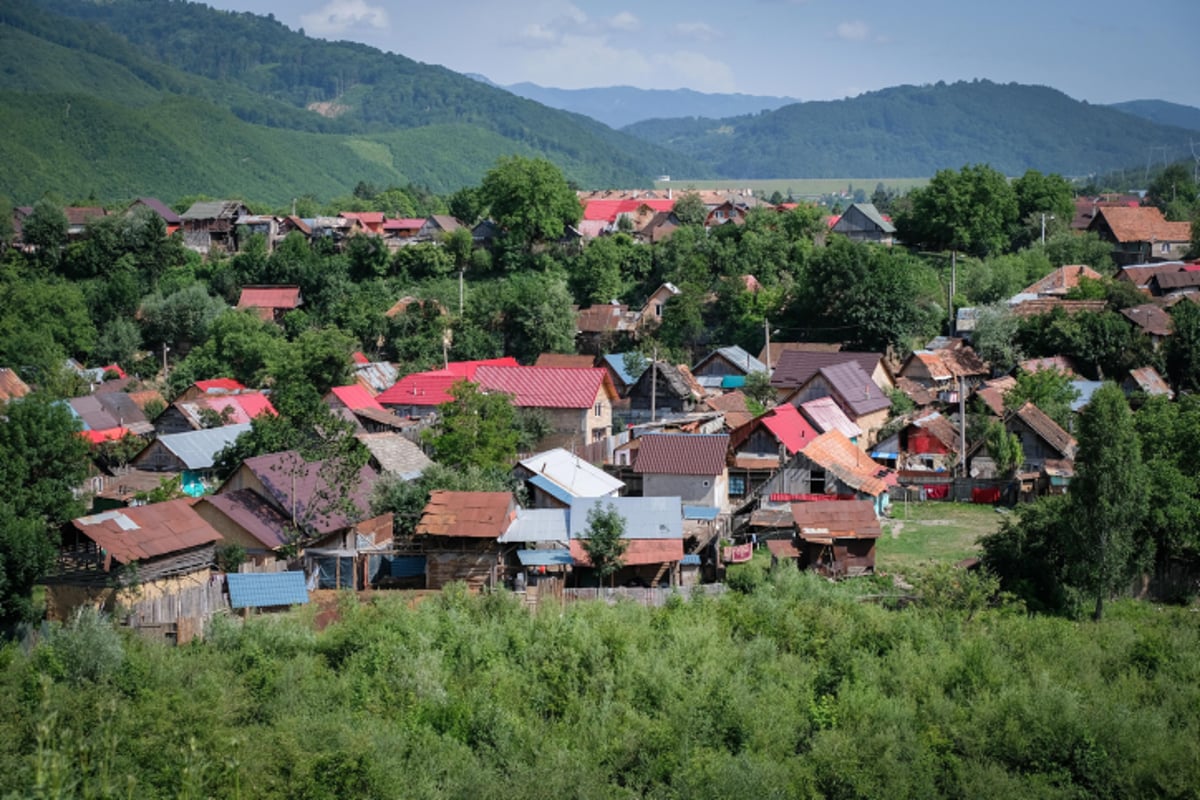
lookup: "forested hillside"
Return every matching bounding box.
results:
[1109,99,1200,132]
[0,0,708,202]
[623,80,1199,178]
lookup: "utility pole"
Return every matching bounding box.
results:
[650,344,658,424]
[948,250,957,335]
[958,375,967,479]
[458,268,465,316]
[763,317,771,371]
[162,343,170,381]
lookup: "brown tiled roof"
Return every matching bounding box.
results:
[534,353,596,369]
[1010,299,1108,318]
[770,350,885,389]
[1020,265,1104,296]
[975,376,1017,417]
[237,285,302,311]
[0,368,31,402]
[577,303,635,333]
[632,433,729,476]
[791,499,881,540]
[1150,271,1200,292]
[895,376,936,406]
[911,412,961,453]
[705,390,754,429]
[416,490,515,538]
[71,499,221,566]
[1019,356,1079,377]
[1014,402,1076,458]
[800,430,892,496]
[1121,303,1173,337]
[1115,262,1185,289]
[1092,206,1191,243]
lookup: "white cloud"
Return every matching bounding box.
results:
[300,0,388,36]
[672,21,719,43]
[608,11,640,32]
[835,20,869,42]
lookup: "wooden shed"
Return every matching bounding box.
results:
[414,491,515,590]
[791,500,881,578]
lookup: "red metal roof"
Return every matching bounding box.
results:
[352,351,370,365]
[582,198,673,222]
[81,427,131,445]
[569,538,683,566]
[383,218,426,230]
[760,404,820,455]
[633,433,729,475]
[330,384,385,412]
[416,490,516,538]
[199,393,277,423]
[237,285,302,310]
[72,498,221,566]
[475,366,614,408]
[376,371,463,407]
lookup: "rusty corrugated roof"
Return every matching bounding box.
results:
[791,499,881,540]
[416,490,516,538]
[72,498,221,566]
[800,430,891,496]
[569,538,683,567]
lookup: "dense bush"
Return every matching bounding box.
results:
[2,570,1198,798]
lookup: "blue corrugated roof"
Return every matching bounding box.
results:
[517,549,573,566]
[528,473,578,504]
[602,353,645,387]
[226,571,308,609]
[682,505,720,520]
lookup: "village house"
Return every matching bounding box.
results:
[757,430,894,516]
[514,448,624,509]
[782,361,892,446]
[797,396,863,443]
[829,202,895,245]
[325,384,413,434]
[473,365,617,448]
[153,390,276,436]
[790,499,882,578]
[354,432,434,480]
[1120,303,1173,349]
[0,367,31,403]
[567,496,685,588]
[770,349,894,399]
[1124,366,1174,399]
[625,361,705,420]
[375,357,519,418]
[126,197,181,235]
[46,499,224,621]
[691,345,767,392]
[1087,206,1192,266]
[598,353,646,397]
[131,423,252,495]
[414,490,516,590]
[704,390,754,432]
[968,402,1077,485]
[236,285,303,323]
[633,432,730,509]
[726,404,819,504]
[180,200,251,254]
[1147,270,1200,299]
[897,411,961,475]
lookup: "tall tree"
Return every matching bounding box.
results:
[1068,383,1147,620]
[581,502,628,588]
[479,156,582,250]
[423,380,518,470]
[21,200,68,270]
[671,192,708,227]
[895,164,1018,258]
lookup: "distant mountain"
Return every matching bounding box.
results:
[1108,99,1200,133]
[496,82,799,129]
[622,80,1200,178]
[0,0,709,203]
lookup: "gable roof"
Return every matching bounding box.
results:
[181,200,246,221]
[330,384,385,412]
[534,353,596,369]
[577,303,636,333]
[975,376,1017,417]
[633,433,729,475]
[474,366,616,408]
[376,358,519,407]
[799,396,863,439]
[817,362,891,417]
[1020,265,1104,296]
[237,451,378,535]
[770,350,886,389]
[704,390,754,430]
[0,368,31,402]
[694,346,767,375]
[832,203,895,234]
[792,499,881,540]
[799,430,892,496]
[601,353,646,387]
[71,499,221,566]
[1090,206,1191,243]
[415,490,516,538]
[237,285,302,311]
[1121,303,1173,337]
[130,197,181,224]
[907,411,961,453]
[519,448,624,498]
[139,423,252,471]
[173,393,276,428]
[760,403,821,455]
[197,488,292,550]
[1150,271,1200,293]
[355,432,434,479]
[1013,402,1076,458]
[1126,366,1173,398]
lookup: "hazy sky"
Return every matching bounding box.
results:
[205,0,1200,107]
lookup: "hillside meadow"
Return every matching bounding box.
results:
[2,570,1198,799]
[654,178,930,200]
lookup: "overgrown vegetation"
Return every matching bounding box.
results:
[3,574,1198,798]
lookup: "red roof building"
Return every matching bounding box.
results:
[236,285,303,322]
[474,366,616,409]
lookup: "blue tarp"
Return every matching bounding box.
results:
[682,505,720,521]
[517,549,573,567]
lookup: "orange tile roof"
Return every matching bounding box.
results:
[1020,265,1104,296]
[800,430,891,496]
[1093,206,1191,243]
[0,368,31,402]
[416,490,516,538]
[1010,299,1108,318]
[237,285,302,311]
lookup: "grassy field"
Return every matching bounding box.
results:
[653,177,929,198]
[876,501,1003,576]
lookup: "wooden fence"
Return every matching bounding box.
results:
[561,584,726,608]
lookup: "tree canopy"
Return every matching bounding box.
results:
[479,156,582,250]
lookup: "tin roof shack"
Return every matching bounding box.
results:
[132,423,252,495]
[515,448,624,509]
[46,499,223,620]
[898,411,960,475]
[414,490,516,590]
[783,361,892,447]
[180,200,251,254]
[758,430,894,517]
[568,496,684,588]
[626,361,706,420]
[829,202,895,245]
[726,405,819,505]
[791,500,881,578]
[634,433,730,509]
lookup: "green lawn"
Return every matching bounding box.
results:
[877,501,1003,576]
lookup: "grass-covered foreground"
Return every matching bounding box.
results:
[2,572,1198,799]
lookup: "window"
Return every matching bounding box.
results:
[655,303,663,317]
[1162,242,1171,254]
[729,475,747,496]
[810,468,826,494]
[594,402,603,417]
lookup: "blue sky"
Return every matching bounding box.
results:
[206,0,1200,107]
